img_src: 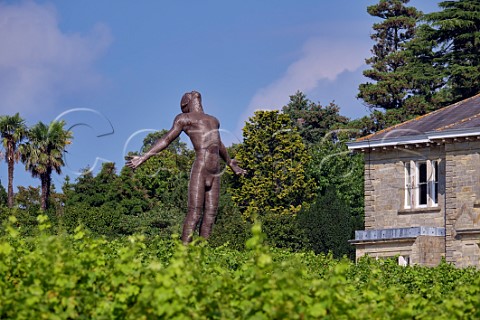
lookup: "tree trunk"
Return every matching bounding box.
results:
[46,169,51,210]
[7,144,14,208]
[40,174,48,211]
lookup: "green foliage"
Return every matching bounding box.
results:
[282,91,349,145]
[141,129,191,156]
[64,166,116,208]
[418,0,480,104]
[115,167,154,215]
[207,207,250,251]
[280,93,364,255]
[232,110,316,220]
[20,120,73,210]
[358,0,422,111]
[260,212,308,251]
[0,113,27,208]
[61,162,186,238]
[1,221,480,319]
[308,138,364,222]
[0,182,7,207]
[61,203,122,236]
[60,203,184,238]
[361,0,480,116]
[14,185,41,213]
[298,188,355,259]
[131,152,191,211]
[208,173,250,251]
[125,129,194,212]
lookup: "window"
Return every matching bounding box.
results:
[404,160,439,208]
[417,161,428,206]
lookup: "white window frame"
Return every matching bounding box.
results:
[404,160,439,209]
[430,160,439,207]
[404,162,412,209]
[416,161,428,208]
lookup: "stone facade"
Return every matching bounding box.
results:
[352,139,480,267]
[444,140,480,267]
[363,145,446,230]
[411,236,445,267]
[355,236,445,267]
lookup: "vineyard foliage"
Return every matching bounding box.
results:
[1,216,480,319]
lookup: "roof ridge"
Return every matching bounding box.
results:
[356,92,480,142]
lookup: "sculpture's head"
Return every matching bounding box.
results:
[181,91,203,113]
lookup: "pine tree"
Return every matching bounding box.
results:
[420,0,480,103]
[358,0,422,111]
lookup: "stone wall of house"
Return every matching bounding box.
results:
[355,240,415,261]
[410,236,445,267]
[364,146,446,231]
[444,140,480,267]
[355,235,445,266]
[358,145,447,267]
[359,140,480,267]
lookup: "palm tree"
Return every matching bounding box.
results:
[20,121,72,211]
[0,113,27,208]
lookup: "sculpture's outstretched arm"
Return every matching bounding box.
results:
[126,115,183,169]
[219,142,246,176]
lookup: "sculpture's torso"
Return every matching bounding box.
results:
[177,112,221,174]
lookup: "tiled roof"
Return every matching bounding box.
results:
[357,93,480,142]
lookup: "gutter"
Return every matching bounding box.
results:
[347,128,480,151]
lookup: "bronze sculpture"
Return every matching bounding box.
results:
[126,91,246,243]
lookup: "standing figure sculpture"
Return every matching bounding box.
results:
[126,91,246,243]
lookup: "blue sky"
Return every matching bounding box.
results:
[0,0,438,189]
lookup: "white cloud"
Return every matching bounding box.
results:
[0,1,112,115]
[238,37,369,132]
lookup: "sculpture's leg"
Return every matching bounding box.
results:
[181,163,205,244]
[199,175,220,239]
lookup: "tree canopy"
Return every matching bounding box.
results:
[20,121,72,211]
[232,110,316,220]
[358,0,422,113]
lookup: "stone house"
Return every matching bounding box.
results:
[348,94,480,267]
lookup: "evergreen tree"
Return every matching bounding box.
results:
[419,0,480,103]
[65,170,101,207]
[358,0,422,111]
[0,181,8,207]
[232,110,316,220]
[261,212,308,251]
[141,129,190,155]
[15,186,41,212]
[116,166,154,216]
[132,130,193,210]
[282,91,349,145]
[298,188,355,259]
